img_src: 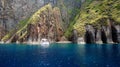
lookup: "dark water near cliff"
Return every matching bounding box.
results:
[0,43,120,67]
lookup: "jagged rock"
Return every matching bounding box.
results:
[10,4,64,43]
[84,24,120,44]
[0,0,81,31]
[27,24,38,42]
[73,0,120,44]
[0,0,55,31]
[0,0,82,43]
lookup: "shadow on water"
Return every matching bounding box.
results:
[81,44,120,67]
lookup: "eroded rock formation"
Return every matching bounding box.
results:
[7,4,64,43]
[84,24,120,44]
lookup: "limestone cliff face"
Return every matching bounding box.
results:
[0,0,56,31]
[57,0,81,30]
[84,24,120,44]
[0,0,82,31]
[0,0,44,31]
[26,6,63,42]
[73,0,120,44]
[0,0,82,43]
[3,4,63,43]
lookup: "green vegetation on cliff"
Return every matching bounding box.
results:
[56,0,82,32]
[2,18,30,41]
[73,0,120,36]
[2,4,63,42]
[2,4,53,41]
[2,0,120,41]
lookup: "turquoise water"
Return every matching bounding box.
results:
[0,43,120,67]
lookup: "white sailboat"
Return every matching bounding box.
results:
[40,38,50,47]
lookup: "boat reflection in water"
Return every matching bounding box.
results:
[40,38,50,47]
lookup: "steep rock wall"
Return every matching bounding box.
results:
[0,0,82,31]
[3,4,64,43]
[0,0,44,31]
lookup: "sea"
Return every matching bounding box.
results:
[0,43,120,67]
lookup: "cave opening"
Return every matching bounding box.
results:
[111,25,119,43]
[85,31,94,44]
[101,29,107,43]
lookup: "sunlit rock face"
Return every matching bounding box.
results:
[8,4,64,43]
[26,6,63,42]
[0,0,82,43]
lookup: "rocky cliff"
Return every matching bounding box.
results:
[0,0,82,43]
[2,4,64,43]
[0,0,45,31]
[73,0,120,44]
[1,0,120,44]
[0,0,81,31]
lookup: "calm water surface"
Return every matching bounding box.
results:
[0,43,120,67]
